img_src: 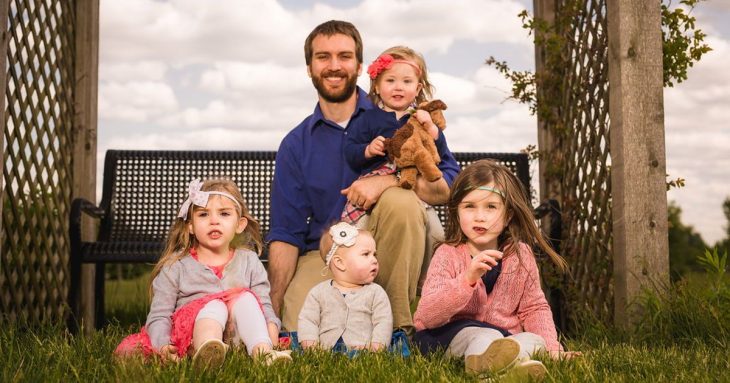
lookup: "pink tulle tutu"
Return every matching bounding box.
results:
[114,287,262,359]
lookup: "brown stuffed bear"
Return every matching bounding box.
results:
[383,99,448,189]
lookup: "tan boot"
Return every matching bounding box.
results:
[464,338,520,374]
[255,349,293,366]
[192,339,228,370]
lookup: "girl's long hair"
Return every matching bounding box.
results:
[368,46,433,107]
[442,160,568,271]
[148,178,263,298]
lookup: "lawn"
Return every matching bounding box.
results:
[2,267,728,382]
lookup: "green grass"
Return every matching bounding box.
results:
[2,324,728,382]
[2,260,727,382]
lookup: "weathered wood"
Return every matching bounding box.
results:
[0,0,11,261]
[73,0,100,333]
[533,0,560,205]
[607,0,669,327]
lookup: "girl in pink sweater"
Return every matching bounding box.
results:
[413,160,579,379]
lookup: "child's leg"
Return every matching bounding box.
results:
[193,299,227,350]
[232,292,292,365]
[509,332,547,360]
[448,327,520,374]
[192,299,228,369]
[231,292,273,356]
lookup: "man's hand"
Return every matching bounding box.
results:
[365,136,386,159]
[341,174,397,211]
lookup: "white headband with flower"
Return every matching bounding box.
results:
[177,179,241,219]
[325,222,359,266]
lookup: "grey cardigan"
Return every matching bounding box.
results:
[146,249,280,349]
[298,280,393,349]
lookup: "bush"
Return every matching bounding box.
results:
[635,248,729,347]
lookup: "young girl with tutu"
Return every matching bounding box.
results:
[115,178,291,368]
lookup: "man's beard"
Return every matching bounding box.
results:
[311,69,358,103]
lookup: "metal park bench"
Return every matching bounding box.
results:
[68,150,560,329]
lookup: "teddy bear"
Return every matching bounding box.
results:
[383,99,448,189]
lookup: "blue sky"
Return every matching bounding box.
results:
[99,0,730,244]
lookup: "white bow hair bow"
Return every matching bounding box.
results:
[177,179,241,219]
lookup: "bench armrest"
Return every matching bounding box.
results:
[70,198,105,261]
[71,198,105,221]
[534,199,562,253]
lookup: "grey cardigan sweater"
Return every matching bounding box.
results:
[146,249,280,349]
[298,280,393,349]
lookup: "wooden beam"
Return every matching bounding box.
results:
[607,0,669,327]
[73,0,100,333]
[0,0,10,260]
[533,0,560,204]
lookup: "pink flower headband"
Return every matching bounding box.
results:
[367,54,422,80]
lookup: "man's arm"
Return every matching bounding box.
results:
[414,177,450,205]
[341,174,398,211]
[267,241,299,317]
[341,172,450,209]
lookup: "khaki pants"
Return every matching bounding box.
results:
[281,187,443,332]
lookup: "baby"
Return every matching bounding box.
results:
[297,222,393,352]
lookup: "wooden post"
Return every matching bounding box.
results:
[73,0,99,333]
[0,0,11,260]
[533,0,560,205]
[607,0,669,327]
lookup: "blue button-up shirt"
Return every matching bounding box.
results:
[268,87,459,253]
[268,88,373,252]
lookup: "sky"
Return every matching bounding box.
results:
[98,0,730,244]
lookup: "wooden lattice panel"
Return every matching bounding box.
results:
[558,0,613,323]
[1,0,76,324]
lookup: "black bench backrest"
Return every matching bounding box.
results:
[98,150,529,250]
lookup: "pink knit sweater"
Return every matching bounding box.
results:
[413,242,562,352]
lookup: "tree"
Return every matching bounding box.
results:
[713,197,730,256]
[668,201,707,280]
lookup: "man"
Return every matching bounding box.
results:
[267,20,459,335]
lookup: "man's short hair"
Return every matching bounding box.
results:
[304,20,363,66]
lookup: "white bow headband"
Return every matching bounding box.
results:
[177,179,242,219]
[324,222,359,266]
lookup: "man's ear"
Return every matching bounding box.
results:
[307,65,312,78]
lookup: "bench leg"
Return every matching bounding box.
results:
[67,251,82,333]
[94,262,106,329]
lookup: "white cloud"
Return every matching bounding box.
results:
[99,81,179,122]
[664,35,730,244]
[95,0,730,245]
[100,61,168,82]
[100,0,305,65]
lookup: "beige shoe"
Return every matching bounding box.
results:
[507,360,548,382]
[192,339,227,370]
[465,338,520,374]
[255,349,293,366]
